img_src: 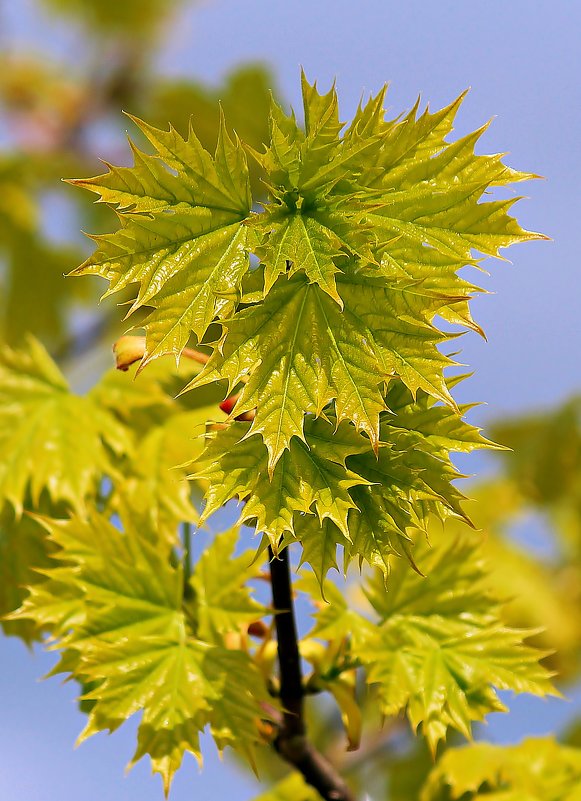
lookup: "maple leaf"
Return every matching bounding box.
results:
[186,268,456,469]
[14,512,271,794]
[70,113,252,365]
[0,503,55,642]
[249,79,378,299]
[421,737,581,801]
[299,529,554,752]
[296,516,349,592]
[356,534,556,752]
[364,107,542,264]
[257,80,539,287]
[190,417,370,551]
[313,380,492,580]
[375,379,496,529]
[383,378,496,459]
[189,527,265,642]
[222,79,540,462]
[72,74,544,469]
[191,379,490,581]
[0,337,131,514]
[184,271,385,467]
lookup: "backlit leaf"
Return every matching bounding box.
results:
[187,270,455,469]
[189,527,265,642]
[14,511,271,793]
[0,337,131,513]
[358,534,555,751]
[191,417,369,550]
[72,74,543,469]
[70,114,252,365]
[301,530,554,753]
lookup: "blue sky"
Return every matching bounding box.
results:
[1,1,580,799]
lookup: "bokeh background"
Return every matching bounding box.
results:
[1,1,580,799]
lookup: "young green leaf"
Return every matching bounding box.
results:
[191,381,488,581]
[0,337,131,514]
[301,531,554,754]
[14,512,271,793]
[70,115,252,365]
[186,273,390,468]
[189,527,265,642]
[358,534,556,752]
[72,74,544,468]
[190,417,370,550]
[187,264,462,469]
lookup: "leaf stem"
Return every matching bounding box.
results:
[268,545,358,801]
[182,347,210,366]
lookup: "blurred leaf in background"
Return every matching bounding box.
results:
[0,0,277,358]
[41,0,185,36]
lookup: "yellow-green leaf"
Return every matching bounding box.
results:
[14,511,271,793]
[0,337,131,513]
[70,114,252,364]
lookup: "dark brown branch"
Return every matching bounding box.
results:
[268,545,357,801]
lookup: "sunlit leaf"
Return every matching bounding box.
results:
[358,535,556,751]
[70,114,252,365]
[190,417,369,550]
[189,527,265,642]
[74,74,543,469]
[0,337,131,513]
[14,511,271,793]
[302,532,554,753]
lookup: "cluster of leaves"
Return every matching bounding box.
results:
[0,336,222,640]
[71,72,543,578]
[191,378,491,585]
[298,530,554,754]
[15,516,270,794]
[5,61,581,800]
[3,399,556,794]
[217,526,559,800]
[0,336,277,791]
[293,399,581,799]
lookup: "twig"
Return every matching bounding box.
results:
[268,545,357,801]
